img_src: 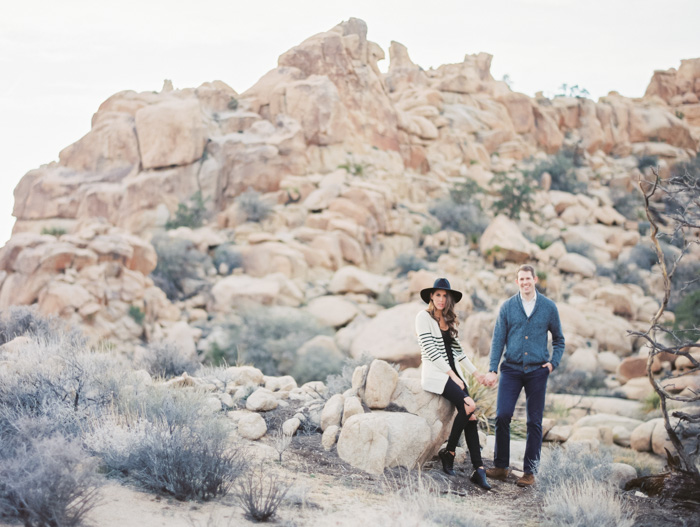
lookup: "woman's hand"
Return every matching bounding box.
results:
[448,371,465,390]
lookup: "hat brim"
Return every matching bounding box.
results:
[420,288,462,304]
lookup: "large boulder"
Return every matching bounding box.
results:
[336,413,389,474]
[350,302,424,365]
[479,215,535,264]
[328,266,391,296]
[363,359,399,409]
[630,419,662,452]
[305,295,359,328]
[134,98,207,169]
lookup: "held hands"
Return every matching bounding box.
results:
[482,371,498,387]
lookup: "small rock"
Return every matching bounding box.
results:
[238,413,267,440]
[282,417,301,436]
[320,393,345,431]
[610,463,637,489]
[322,425,340,451]
[342,396,364,425]
[246,388,279,412]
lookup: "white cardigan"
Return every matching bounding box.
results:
[416,310,477,394]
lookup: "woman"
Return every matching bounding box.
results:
[416,278,491,490]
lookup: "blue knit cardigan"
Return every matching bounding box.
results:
[488,293,565,374]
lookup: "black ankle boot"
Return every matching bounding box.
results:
[438,450,456,476]
[470,467,492,490]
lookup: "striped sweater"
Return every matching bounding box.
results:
[416,310,477,394]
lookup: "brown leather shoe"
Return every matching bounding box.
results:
[485,467,510,481]
[516,473,535,487]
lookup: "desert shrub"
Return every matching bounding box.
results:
[235,463,290,522]
[0,435,102,527]
[289,346,344,386]
[428,510,488,527]
[530,149,585,193]
[128,305,145,325]
[611,187,645,221]
[150,234,212,301]
[207,307,330,377]
[564,240,594,259]
[429,178,488,243]
[89,388,246,501]
[536,443,613,495]
[0,306,83,347]
[547,355,609,396]
[491,170,536,219]
[672,290,700,340]
[236,189,272,222]
[212,243,243,275]
[596,262,647,292]
[429,199,488,243]
[395,253,428,276]
[541,479,634,527]
[325,355,376,398]
[141,341,200,379]
[0,336,128,439]
[166,191,208,230]
[533,234,554,250]
[670,154,700,182]
[636,155,659,171]
[669,259,700,310]
[40,226,67,237]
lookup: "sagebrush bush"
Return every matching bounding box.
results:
[88,388,247,501]
[141,341,201,379]
[611,187,644,221]
[236,189,272,222]
[530,150,586,193]
[290,346,344,386]
[395,253,428,276]
[541,479,634,527]
[208,307,330,376]
[564,240,594,259]
[596,262,647,292]
[0,435,102,527]
[429,199,484,243]
[325,355,376,398]
[0,306,83,347]
[150,234,213,300]
[235,463,290,522]
[212,243,243,275]
[536,444,613,494]
[547,356,609,396]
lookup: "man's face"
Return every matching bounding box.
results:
[516,270,537,296]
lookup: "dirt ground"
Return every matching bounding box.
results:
[64,427,700,527]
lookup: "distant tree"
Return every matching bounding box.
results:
[555,83,590,99]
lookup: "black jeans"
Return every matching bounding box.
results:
[441,377,483,469]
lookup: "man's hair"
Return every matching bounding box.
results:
[517,264,536,278]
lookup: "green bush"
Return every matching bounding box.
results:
[636,155,659,171]
[150,234,212,301]
[547,355,609,396]
[165,191,207,230]
[673,290,700,340]
[128,305,145,325]
[429,178,489,243]
[208,307,331,377]
[40,226,67,237]
[564,240,594,260]
[611,187,645,221]
[491,170,536,219]
[236,189,272,222]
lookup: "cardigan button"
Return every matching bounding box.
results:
[525,336,528,339]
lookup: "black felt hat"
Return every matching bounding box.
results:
[420,278,462,304]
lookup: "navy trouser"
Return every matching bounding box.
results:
[441,378,483,469]
[494,363,549,474]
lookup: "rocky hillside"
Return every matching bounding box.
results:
[2,17,699,394]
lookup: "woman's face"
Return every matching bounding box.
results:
[431,289,448,311]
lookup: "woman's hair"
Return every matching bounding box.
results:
[427,290,459,338]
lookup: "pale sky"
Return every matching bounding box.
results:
[2,0,699,246]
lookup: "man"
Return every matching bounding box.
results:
[483,264,565,487]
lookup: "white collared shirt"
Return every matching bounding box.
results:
[521,291,537,318]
